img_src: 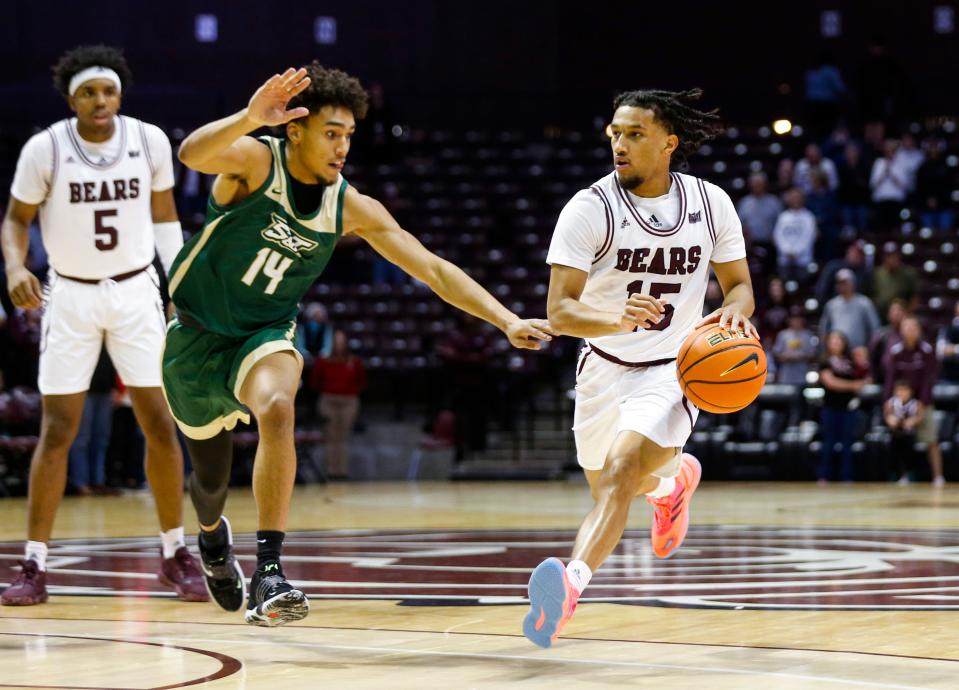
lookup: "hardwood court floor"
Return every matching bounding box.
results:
[1,481,958,689]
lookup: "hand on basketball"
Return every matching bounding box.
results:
[697,305,760,340]
[619,294,667,332]
[505,318,554,350]
[247,68,312,127]
[6,265,42,310]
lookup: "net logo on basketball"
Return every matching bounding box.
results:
[261,213,319,257]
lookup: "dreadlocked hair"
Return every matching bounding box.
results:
[287,62,368,121]
[612,88,722,167]
[52,45,132,97]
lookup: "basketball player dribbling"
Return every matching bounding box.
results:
[164,64,552,626]
[523,89,759,647]
[0,45,206,605]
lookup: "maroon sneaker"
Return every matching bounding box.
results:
[158,547,209,602]
[1,560,48,606]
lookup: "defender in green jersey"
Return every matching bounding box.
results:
[166,64,553,626]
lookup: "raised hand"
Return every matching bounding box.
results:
[247,68,312,127]
[505,318,554,350]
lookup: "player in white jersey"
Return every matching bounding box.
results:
[0,45,206,605]
[523,89,758,647]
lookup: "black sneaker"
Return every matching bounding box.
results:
[197,516,246,612]
[244,562,309,627]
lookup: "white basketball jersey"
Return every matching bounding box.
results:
[25,116,158,279]
[547,171,746,363]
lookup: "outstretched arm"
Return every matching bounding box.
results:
[343,188,552,350]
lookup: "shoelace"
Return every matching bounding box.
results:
[648,495,674,530]
[175,549,203,578]
[12,560,40,584]
[254,573,291,602]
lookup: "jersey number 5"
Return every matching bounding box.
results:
[242,248,292,295]
[94,209,118,250]
[626,280,680,331]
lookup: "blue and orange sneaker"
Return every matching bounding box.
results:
[523,557,580,648]
[647,453,702,559]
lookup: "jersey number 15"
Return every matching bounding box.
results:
[626,280,680,331]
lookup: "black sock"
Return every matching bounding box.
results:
[198,519,228,556]
[256,530,284,571]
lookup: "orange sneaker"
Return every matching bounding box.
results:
[523,557,580,648]
[647,453,702,559]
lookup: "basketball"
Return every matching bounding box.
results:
[677,323,767,414]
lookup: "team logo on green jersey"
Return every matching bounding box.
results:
[261,213,319,256]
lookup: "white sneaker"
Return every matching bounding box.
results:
[897,475,911,486]
[933,476,946,488]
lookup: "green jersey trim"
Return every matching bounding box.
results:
[168,213,227,296]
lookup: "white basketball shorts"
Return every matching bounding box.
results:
[572,346,699,471]
[39,267,167,395]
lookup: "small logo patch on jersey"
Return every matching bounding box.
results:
[128,150,140,158]
[65,156,76,164]
[688,211,702,223]
[647,214,663,228]
[621,217,630,228]
[262,213,319,257]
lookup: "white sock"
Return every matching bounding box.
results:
[161,527,186,559]
[25,541,48,571]
[566,560,592,595]
[646,476,676,499]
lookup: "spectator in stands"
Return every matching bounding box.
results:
[916,139,955,232]
[884,315,944,486]
[871,242,917,320]
[819,268,881,350]
[773,188,818,281]
[806,170,841,262]
[804,51,846,139]
[837,143,872,232]
[870,298,907,376]
[310,330,367,479]
[760,276,790,341]
[738,172,782,247]
[436,313,494,462]
[773,308,817,385]
[884,379,924,485]
[794,143,839,195]
[68,352,116,496]
[774,158,795,196]
[870,139,910,226]
[895,132,924,195]
[818,331,869,484]
[816,240,871,304]
[298,302,334,361]
[936,300,959,384]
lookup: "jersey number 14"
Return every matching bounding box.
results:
[241,248,292,295]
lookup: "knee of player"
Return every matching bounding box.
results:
[597,458,647,500]
[253,391,296,429]
[39,412,82,450]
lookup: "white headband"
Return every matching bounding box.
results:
[69,66,122,96]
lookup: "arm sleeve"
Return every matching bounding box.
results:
[545,190,608,272]
[705,183,747,263]
[143,123,176,192]
[10,132,55,205]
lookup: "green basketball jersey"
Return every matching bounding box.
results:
[168,137,346,337]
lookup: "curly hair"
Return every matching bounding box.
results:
[287,62,368,121]
[51,44,133,97]
[613,88,722,167]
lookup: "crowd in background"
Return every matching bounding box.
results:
[1,40,958,487]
